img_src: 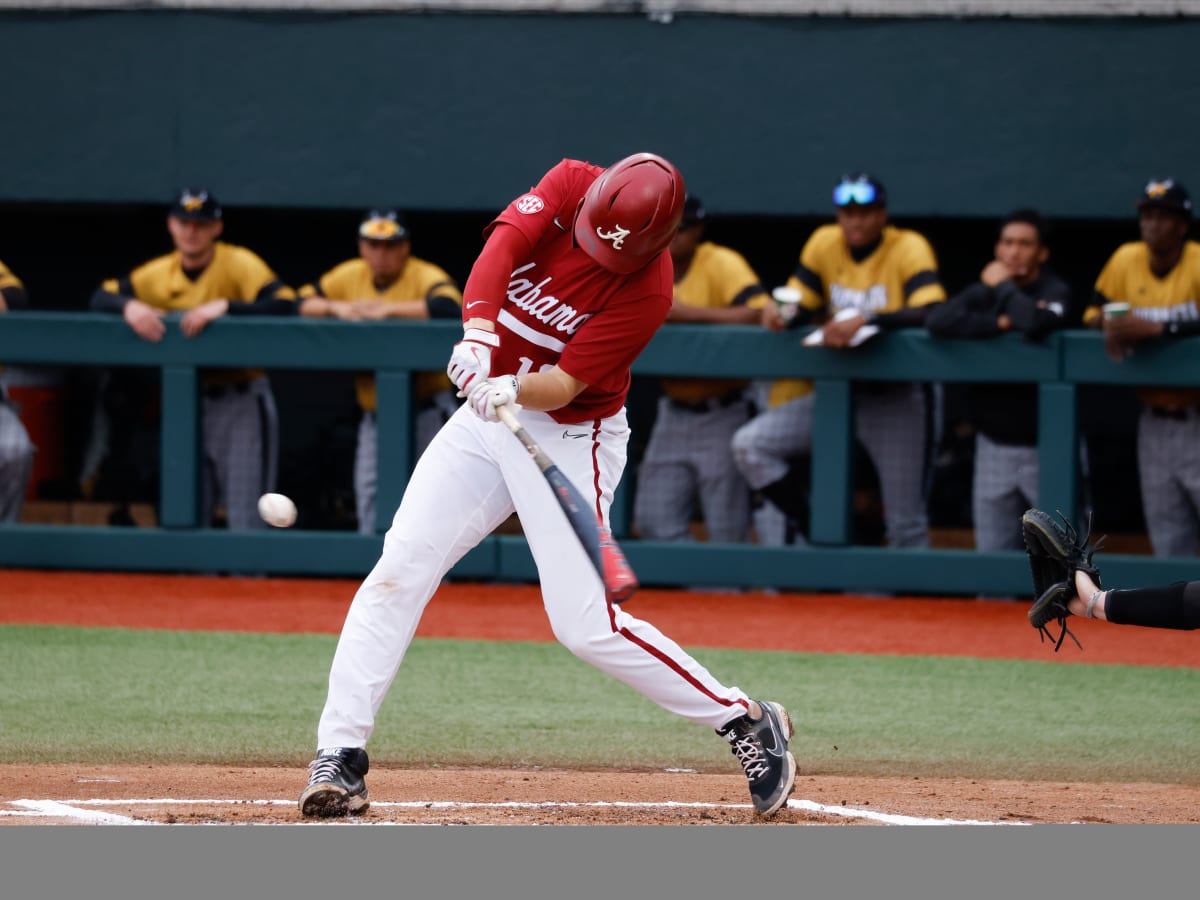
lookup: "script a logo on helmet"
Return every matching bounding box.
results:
[596,224,630,250]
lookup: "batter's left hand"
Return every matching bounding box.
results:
[180,299,230,337]
[448,327,500,394]
[466,375,521,422]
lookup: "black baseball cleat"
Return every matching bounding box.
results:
[299,747,370,818]
[717,700,797,817]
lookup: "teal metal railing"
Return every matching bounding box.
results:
[1,313,1196,595]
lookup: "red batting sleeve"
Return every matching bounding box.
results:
[460,222,533,325]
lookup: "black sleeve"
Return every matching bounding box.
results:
[1164,319,1200,338]
[1000,276,1073,340]
[925,283,998,338]
[225,280,298,316]
[1081,288,1110,327]
[873,302,941,330]
[426,294,462,319]
[786,305,819,329]
[1,284,29,310]
[89,277,136,313]
[731,284,768,307]
[425,281,464,319]
[792,263,824,298]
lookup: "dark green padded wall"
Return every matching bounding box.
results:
[0,10,1195,218]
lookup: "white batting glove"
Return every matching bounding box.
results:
[466,375,521,422]
[447,328,501,394]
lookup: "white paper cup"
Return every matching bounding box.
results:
[771,286,801,321]
[1103,302,1131,319]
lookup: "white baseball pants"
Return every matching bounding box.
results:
[317,404,751,750]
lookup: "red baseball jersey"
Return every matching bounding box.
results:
[484,158,673,423]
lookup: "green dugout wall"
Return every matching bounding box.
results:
[1,314,1197,595]
[0,10,1196,218]
[2,9,1198,594]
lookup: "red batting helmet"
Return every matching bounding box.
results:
[573,152,686,274]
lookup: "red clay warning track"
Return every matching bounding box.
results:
[2,568,1194,667]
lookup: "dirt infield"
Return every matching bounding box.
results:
[6,764,1200,826]
[3,568,1198,826]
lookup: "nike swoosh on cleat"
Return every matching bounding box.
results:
[761,709,785,757]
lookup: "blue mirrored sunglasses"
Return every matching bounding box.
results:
[833,181,879,207]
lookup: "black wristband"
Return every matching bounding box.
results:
[1164,319,1200,338]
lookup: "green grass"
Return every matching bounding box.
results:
[3,625,1198,784]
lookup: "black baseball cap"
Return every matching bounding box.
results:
[359,209,410,242]
[169,188,222,221]
[681,194,707,227]
[833,173,887,208]
[1137,178,1192,217]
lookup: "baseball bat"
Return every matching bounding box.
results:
[495,404,639,604]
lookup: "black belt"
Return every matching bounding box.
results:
[1147,405,1200,421]
[203,382,251,399]
[667,389,746,414]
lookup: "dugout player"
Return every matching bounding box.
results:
[732,173,946,548]
[926,210,1074,552]
[90,188,297,530]
[0,258,35,522]
[300,153,797,820]
[1084,178,1200,557]
[631,194,766,545]
[298,210,464,534]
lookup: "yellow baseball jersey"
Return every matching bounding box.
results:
[299,256,463,411]
[663,241,768,404]
[0,259,23,376]
[768,224,945,407]
[0,258,22,293]
[102,242,296,384]
[104,242,294,311]
[1093,240,1200,409]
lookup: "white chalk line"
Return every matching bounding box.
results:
[7,800,148,825]
[2,796,1028,826]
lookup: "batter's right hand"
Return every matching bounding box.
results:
[123,299,168,342]
[447,327,500,394]
[466,375,521,423]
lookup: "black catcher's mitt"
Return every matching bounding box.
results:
[1021,508,1105,651]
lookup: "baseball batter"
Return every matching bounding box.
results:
[0,258,35,522]
[1087,178,1200,557]
[633,194,768,545]
[300,153,796,820]
[90,189,297,530]
[733,173,945,548]
[298,209,464,534]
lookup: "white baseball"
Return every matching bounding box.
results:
[257,492,297,528]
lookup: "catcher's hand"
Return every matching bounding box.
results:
[1021,507,1105,652]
